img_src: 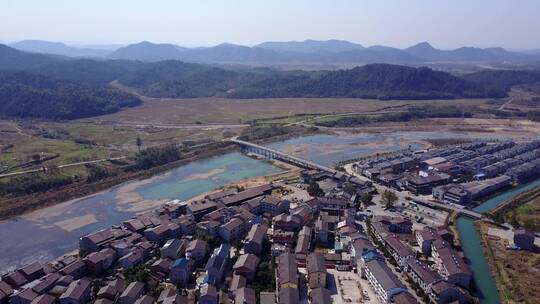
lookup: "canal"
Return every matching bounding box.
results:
[455,178,540,304]
[0,128,523,304]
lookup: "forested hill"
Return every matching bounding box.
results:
[1,43,540,120]
[120,63,507,99]
[228,64,506,99]
[0,72,141,119]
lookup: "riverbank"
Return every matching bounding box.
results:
[476,221,540,303]
[0,142,237,220]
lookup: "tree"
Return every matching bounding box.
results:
[31,153,41,164]
[360,192,373,207]
[381,189,398,209]
[307,181,323,197]
[136,136,142,152]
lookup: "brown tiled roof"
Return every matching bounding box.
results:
[277,253,297,286]
[236,287,256,304]
[60,278,91,301]
[306,253,326,274]
[234,254,260,272]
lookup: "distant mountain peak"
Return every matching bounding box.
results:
[406,41,436,51]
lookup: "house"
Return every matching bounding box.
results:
[2,271,28,288]
[199,284,218,304]
[375,216,412,234]
[59,278,92,304]
[514,229,535,251]
[144,225,171,244]
[233,254,260,281]
[185,239,208,262]
[315,217,329,246]
[294,226,312,256]
[431,241,471,289]
[272,213,302,232]
[97,279,125,301]
[306,253,326,289]
[392,292,419,304]
[151,258,172,277]
[405,258,441,294]
[59,260,87,280]
[384,235,415,268]
[84,249,115,276]
[277,253,297,289]
[260,292,277,304]
[219,218,246,242]
[169,258,193,286]
[272,229,295,245]
[244,224,268,255]
[79,228,128,253]
[235,287,256,304]
[416,227,438,256]
[277,287,299,304]
[20,262,45,281]
[229,274,247,294]
[30,294,56,304]
[10,288,39,304]
[119,282,144,304]
[31,273,60,295]
[204,244,230,286]
[175,215,196,235]
[308,287,331,304]
[134,295,155,304]
[428,280,463,304]
[0,280,14,302]
[118,249,144,269]
[364,259,407,303]
[161,239,187,260]
[219,184,273,207]
[186,200,218,220]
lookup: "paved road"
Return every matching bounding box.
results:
[0,156,127,178]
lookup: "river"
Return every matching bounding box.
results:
[455,178,540,304]
[0,129,522,302]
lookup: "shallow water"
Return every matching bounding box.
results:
[0,130,514,274]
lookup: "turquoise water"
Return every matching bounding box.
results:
[267,131,490,166]
[0,131,524,277]
[456,217,500,304]
[456,178,540,304]
[0,152,281,273]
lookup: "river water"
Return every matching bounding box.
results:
[455,178,540,304]
[0,130,526,303]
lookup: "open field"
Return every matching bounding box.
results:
[479,222,540,304]
[79,96,496,125]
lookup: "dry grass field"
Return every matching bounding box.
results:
[80,96,494,125]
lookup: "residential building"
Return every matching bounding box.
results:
[185,239,208,261]
[244,224,268,255]
[169,258,193,286]
[514,229,535,251]
[364,259,407,303]
[233,254,260,281]
[119,282,144,304]
[306,253,326,289]
[59,278,92,304]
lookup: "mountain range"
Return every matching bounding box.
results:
[8,39,540,66]
[1,42,540,120]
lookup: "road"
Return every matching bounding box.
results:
[0,156,127,179]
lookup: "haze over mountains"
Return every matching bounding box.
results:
[2,41,540,120]
[8,39,540,66]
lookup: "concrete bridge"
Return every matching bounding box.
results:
[229,138,350,177]
[231,138,498,223]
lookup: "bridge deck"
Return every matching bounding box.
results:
[231,138,486,220]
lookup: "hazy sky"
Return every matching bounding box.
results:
[1,0,539,49]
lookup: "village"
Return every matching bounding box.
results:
[1,139,540,304]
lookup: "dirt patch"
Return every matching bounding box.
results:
[54,214,98,232]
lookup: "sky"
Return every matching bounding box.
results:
[1,0,539,49]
